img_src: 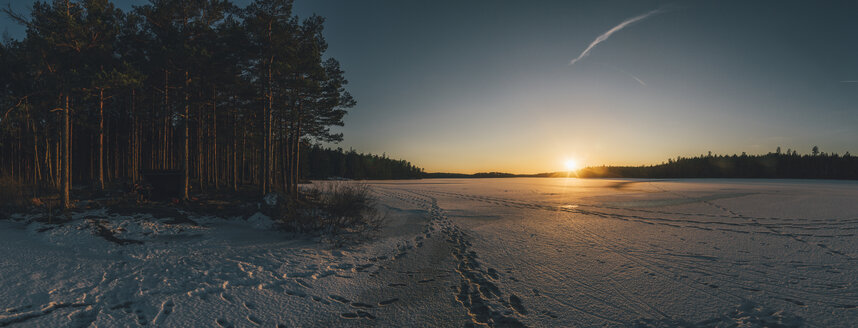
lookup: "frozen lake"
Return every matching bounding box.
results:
[1,178,856,327]
[367,178,858,327]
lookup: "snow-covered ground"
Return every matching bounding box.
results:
[1,178,857,327]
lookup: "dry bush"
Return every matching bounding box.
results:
[277,182,384,244]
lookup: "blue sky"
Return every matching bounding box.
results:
[3,0,857,173]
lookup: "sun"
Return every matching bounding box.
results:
[564,159,579,171]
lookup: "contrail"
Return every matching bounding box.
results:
[569,9,661,66]
[841,80,858,83]
[628,73,646,86]
[602,63,646,86]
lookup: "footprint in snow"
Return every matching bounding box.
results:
[133,308,147,325]
[246,315,262,326]
[509,294,527,315]
[215,318,235,328]
[357,311,376,319]
[541,310,558,319]
[151,299,174,326]
[378,298,399,306]
[342,311,376,319]
[295,279,311,288]
[329,295,350,304]
[285,289,307,297]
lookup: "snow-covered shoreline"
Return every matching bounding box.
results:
[1,178,856,327]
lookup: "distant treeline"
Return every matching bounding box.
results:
[576,147,858,180]
[303,145,423,180]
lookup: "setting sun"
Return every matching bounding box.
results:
[564,159,579,171]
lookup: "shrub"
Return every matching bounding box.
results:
[278,182,384,244]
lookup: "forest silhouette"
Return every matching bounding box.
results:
[0,0,396,208]
[574,147,858,180]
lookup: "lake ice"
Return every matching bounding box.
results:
[1,178,856,327]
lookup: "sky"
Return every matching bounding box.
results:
[3,0,858,174]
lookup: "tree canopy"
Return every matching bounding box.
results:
[0,0,381,207]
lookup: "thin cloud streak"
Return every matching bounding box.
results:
[569,9,661,66]
[841,80,858,83]
[629,74,647,86]
[603,63,647,86]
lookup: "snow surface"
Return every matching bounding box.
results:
[1,178,857,327]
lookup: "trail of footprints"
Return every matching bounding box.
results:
[376,188,541,327]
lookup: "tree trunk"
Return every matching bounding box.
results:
[241,128,246,185]
[212,87,218,189]
[183,70,190,201]
[97,88,104,190]
[46,136,53,190]
[131,89,137,182]
[280,122,292,193]
[62,95,71,209]
[55,136,60,188]
[262,105,268,195]
[285,128,292,195]
[164,70,169,170]
[232,111,238,192]
[197,99,203,192]
[292,121,300,199]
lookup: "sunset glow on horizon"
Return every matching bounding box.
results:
[301,1,858,174]
[564,159,580,172]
